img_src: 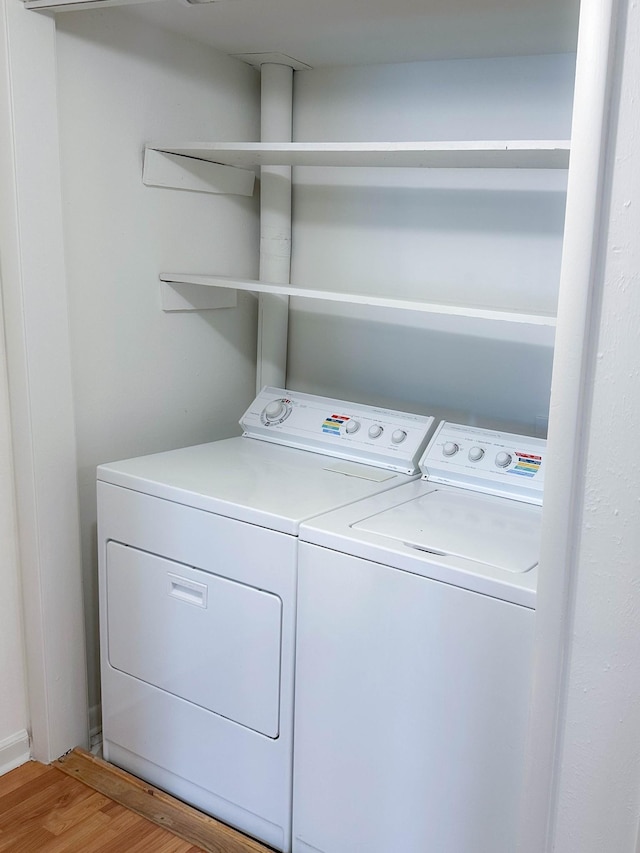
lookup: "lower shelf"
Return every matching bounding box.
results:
[159,273,557,327]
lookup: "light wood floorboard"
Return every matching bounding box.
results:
[0,750,274,853]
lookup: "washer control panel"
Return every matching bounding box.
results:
[241,387,436,475]
[420,421,546,504]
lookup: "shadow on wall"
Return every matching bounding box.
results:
[291,181,567,318]
[286,306,554,436]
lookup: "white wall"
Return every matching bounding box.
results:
[0,287,29,774]
[1,0,88,762]
[550,0,640,848]
[287,55,575,431]
[55,8,261,714]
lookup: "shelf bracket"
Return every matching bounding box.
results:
[143,148,255,197]
[160,281,237,312]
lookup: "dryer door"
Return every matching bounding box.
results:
[106,541,282,737]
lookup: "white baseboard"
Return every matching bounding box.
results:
[0,730,30,775]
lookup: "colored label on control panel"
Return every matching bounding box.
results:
[322,415,349,436]
[509,452,542,478]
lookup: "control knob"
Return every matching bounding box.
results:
[495,451,512,468]
[391,429,407,445]
[345,420,361,435]
[263,399,289,423]
[368,424,384,439]
[442,441,459,457]
[468,446,485,462]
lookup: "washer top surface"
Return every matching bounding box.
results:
[300,480,540,607]
[97,436,416,535]
[299,423,547,607]
[353,487,541,574]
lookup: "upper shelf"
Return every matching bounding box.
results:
[160,274,557,327]
[147,140,571,170]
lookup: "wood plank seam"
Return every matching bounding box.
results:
[55,749,275,853]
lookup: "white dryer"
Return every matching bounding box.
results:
[293,421,546,853]
[97,387,436,852]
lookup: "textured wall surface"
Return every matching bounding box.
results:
[552,1,640,849]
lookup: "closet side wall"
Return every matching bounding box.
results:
[0,290,28,773]
[55,8,260,714]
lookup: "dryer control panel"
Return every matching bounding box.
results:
[241,387,436,475]
[420,422,546,504]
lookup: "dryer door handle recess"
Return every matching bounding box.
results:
[168,574,208,608]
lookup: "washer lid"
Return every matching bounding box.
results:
[353,488,541,574]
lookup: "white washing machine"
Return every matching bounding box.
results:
[97,387,436,852]
[293,421,546,853]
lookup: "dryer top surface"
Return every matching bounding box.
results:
[97,436,415,534]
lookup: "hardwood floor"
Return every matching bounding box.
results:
[0,750,274,853]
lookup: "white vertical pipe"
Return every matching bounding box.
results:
[256,63,293,392]
[516,0,618,850]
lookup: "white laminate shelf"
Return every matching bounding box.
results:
[147,140,571,170]
[159,274,557,326]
